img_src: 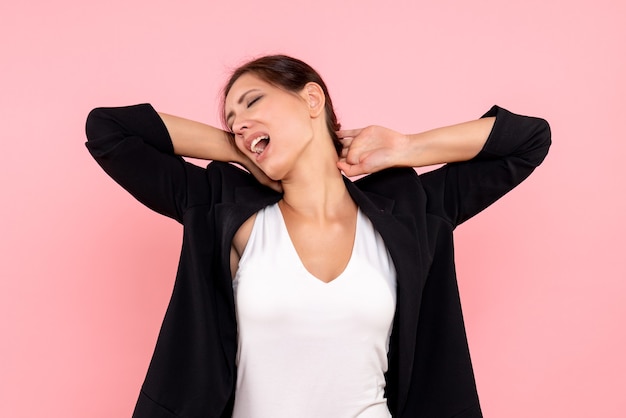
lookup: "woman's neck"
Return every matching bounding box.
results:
[280,153,354,221]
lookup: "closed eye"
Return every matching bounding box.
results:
[247,96,262,108]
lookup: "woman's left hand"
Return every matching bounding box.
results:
[336,126,408,176]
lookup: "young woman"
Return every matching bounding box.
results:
[85,55,550,418]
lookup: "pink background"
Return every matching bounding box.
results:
[1,0,624,416]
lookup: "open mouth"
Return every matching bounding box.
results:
[250,135,270,154]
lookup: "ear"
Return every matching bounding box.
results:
[302,82,325,118]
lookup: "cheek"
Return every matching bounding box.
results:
[279,105,313,136]
[273,119,311,147]
[233,135,246,153]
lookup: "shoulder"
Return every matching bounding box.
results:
[206,161,282,205]
[206,161,257,185]
[346,168,427,216]
[205,161,268,193]
[354,167,422,197]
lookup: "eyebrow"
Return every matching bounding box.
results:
[225,89,261,128]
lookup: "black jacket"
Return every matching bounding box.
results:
[85,104,550,418]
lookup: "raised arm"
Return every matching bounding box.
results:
[337,117,495,176]
[338,105,551,226]
[85,105,281,222]
[85,104,213,222]
[158,112,240,161]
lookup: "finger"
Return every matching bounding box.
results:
[336,128,362,138]
[338,136,353,148]
[337,160,366,177]
[345,149,361,165]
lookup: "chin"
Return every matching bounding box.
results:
[266,171,285,182]
[258,160,289,182]
[256,165,282,183]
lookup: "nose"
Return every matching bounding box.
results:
[231,117,248,135]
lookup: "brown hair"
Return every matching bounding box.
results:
[222,55,342,155]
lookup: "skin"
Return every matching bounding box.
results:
[158,73,496,282]
[224,74,358,283]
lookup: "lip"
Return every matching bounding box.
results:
[254,141,270,162]
[243,131,270,156]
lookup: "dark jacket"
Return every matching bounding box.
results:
[85,104,550,418]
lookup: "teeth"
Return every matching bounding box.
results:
[250,135,269,153]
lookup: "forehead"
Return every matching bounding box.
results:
[224,73,271,106]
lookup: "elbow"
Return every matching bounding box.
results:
[84,107,126,159]
[528,117,552,167]
[85,107,111,142]
[537,117,551,148]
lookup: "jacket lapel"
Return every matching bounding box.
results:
[345,179,426,416]
[216,186,282,256]
[213,185,282,378]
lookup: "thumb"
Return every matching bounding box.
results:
[337,159,366,177]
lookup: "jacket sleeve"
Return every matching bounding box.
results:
[419,105,551,227]
[85,104,210,223]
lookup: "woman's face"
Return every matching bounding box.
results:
[224,73,315,180]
